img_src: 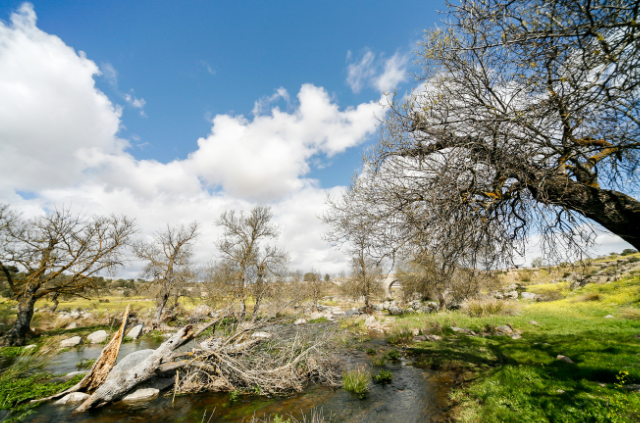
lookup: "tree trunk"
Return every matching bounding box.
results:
[51,292,60,312]
[527,170,640,249]
[0,286,37,346]
[153,293,170,329]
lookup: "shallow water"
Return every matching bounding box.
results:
[17,338,451,422]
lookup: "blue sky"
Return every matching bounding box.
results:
[1,0,446,187]
[0,1,631,275]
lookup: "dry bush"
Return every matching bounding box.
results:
[52,315,73,330]
[461,298,520,317]
[572,292,601,302]
[620,308,640,320]
[175,324,341,396]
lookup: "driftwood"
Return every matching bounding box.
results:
[74,315,224,412]
[32,304,130,403]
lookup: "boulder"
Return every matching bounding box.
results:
[503,291,519,300]
[495,325,514,335]
[371,304,382,312]
[557,355,574,364]
[87,330,108,344]
[426,334,442,341]
[331,310,346,317]
[451,327,476,335]
[408,300,421,310]
[520,292,539,301]
[364,315,377,327]
[69,310,81,319]
[388,306,403,316]
[60,336,82,348]
[413,334,442,342]
[65,322,78,330]
[528,320,539,325]
[55,392,90,405]
[511,334,522,340]
[121,388,159,402]
[126,324,144,340]
[404,308,416,314]
[419,306,434,313]
[294,318,307,325]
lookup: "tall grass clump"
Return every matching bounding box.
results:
[246,407,327,422]
[342,366,370,399]
[461,298,520,317]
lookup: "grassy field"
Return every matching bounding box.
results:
[384,272,640,422]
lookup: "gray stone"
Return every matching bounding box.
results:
[364,315,377,327]
[604,315,615,319]
[388,306,403,316]
[331,310,346,317]
[69,311,81,319]
[495,325,514,335]
[451,327,476,335]
[65,322,78,330]
[557,355,574,364]
[121,388,159,402]
[504,291,519,300]
[60,336,82,348]
[87,330,108,344]
[528,321,539,325]
[414,334,442,342]
[294,318,307,325]
[126,324,144,340]
[520,292,539,301]
[511,334,522,340]
[55,392,89,405]
[623,384,640,391]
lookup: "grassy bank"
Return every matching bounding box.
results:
[386,274,640,422]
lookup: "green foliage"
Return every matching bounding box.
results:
[307,317,329,324]
[385,328,413,344]
[371,355,386,367]
[342,366,370,399]
[143,329,166,343]
[385,349,400,361]
[272,415,291,423]
[0,346,34,358]
[373,369,393,384]
[229,390,240,402]
[365,347,376,355]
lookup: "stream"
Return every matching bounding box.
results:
[9,337,452,422]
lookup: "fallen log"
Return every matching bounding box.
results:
[74,315,225,412]
[32,304,130,403]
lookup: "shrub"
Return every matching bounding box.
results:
[342,366,371,399]
[573,292,601,302]
[385,328,413,344]
[461,298,520,317]
[371,355,386,366]
[373,369,393,384]
[385,350,400,361]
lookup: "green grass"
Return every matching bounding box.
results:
[373,369,393,384]
[395,274,640,422]
[343,366,371,399]
[307,317,329,324]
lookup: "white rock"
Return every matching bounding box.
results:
[529,321,539,325]
[87,330,108,344]
[495,325,514,335]
[294,318,307,325]
[60,336,82,348]
[520,292,539,301]
[364,316,377,327]
[55,392,90,405]
[121,388,159,402]
[557,355,574,364]
[70,311,81,319]
[604,315,615,319]
[511,334,522,340]
[24,344,37,349]
[65,322,78,330]
[251,331,272,339]
[126,324,144,340]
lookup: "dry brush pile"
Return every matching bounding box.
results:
[34,306,341,413]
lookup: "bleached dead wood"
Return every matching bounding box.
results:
[32,304,130,403]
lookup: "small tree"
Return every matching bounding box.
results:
[215,207,284,319]
[0,207,134,346]
[133,222,199,329]
[304,271,325,311]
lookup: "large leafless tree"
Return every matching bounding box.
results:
[215,206,286,319]
[0,206,134,346]
[351,0,640,272]
[134,222,199,329]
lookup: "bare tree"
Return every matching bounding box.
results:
[303,271,325,312]
[322,191,389,313]
[0,207,134,346]
[349,0,640,276]
[134,222,199,329]
[215,207,285,319]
